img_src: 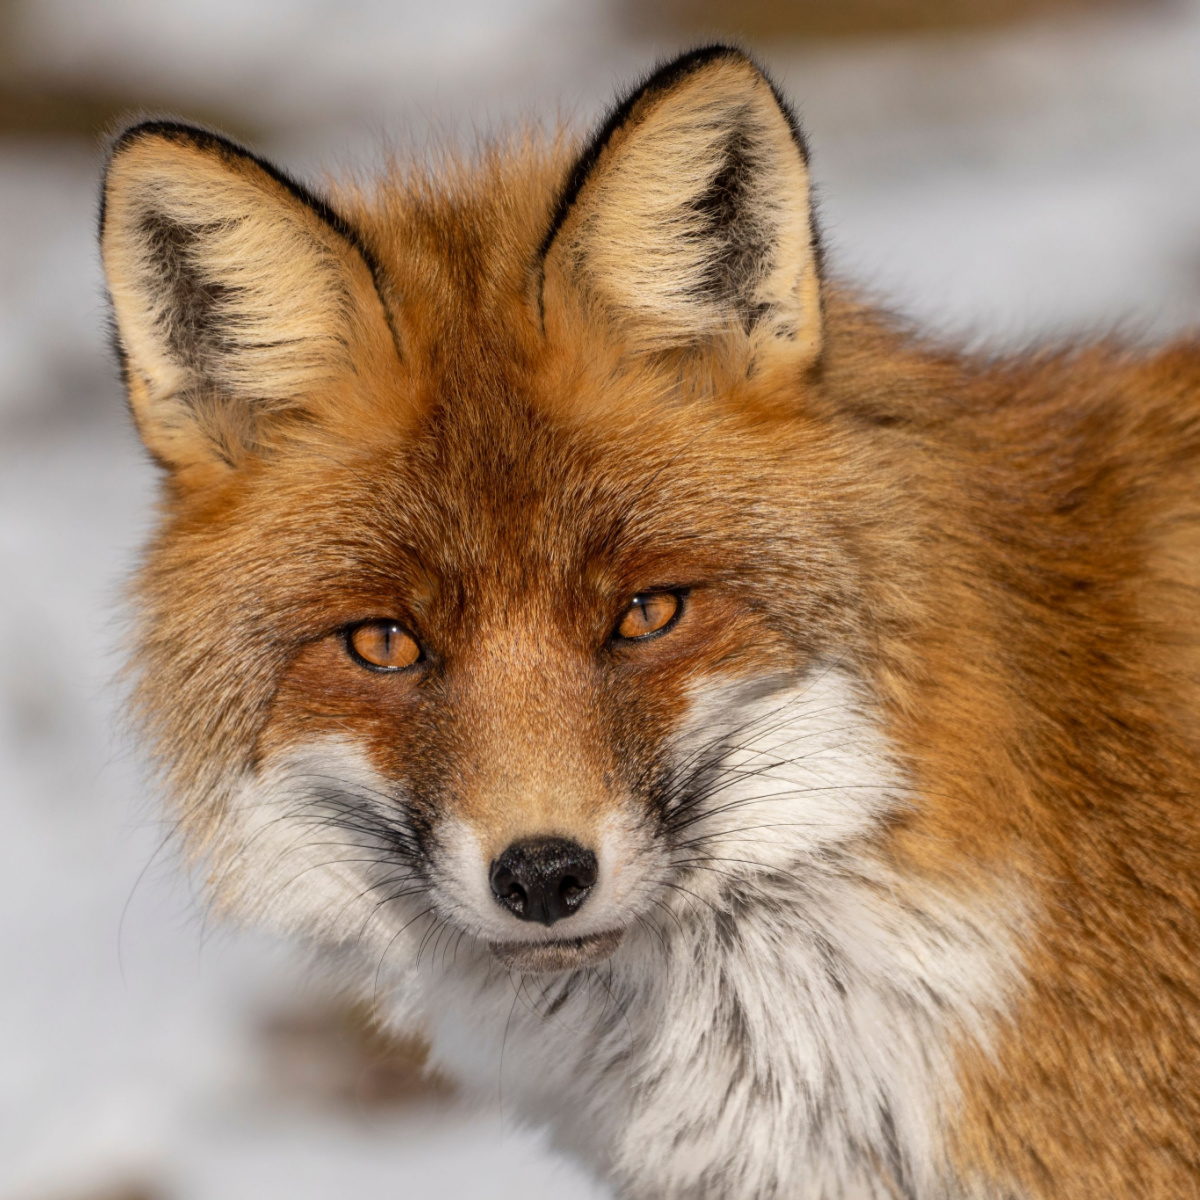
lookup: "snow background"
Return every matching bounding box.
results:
[1,1,1197,1196]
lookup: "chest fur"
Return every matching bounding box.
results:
[418,842,1021,1199]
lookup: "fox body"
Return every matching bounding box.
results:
[99,47,1200,1199]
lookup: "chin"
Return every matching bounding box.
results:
[487,928,627,974]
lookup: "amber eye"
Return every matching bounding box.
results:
[616,592,681,640]
[347,620,422,671]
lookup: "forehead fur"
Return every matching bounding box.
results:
[331,137,564,360]
[172,134,854,608]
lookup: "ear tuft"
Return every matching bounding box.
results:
[100,121,399,472]
[541,47,822,368]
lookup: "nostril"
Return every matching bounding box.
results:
[489,864,526,916]
[500,881,528,915]
[559,865,596,911]
[489,837,598,925]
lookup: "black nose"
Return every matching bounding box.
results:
[489,837,598,925]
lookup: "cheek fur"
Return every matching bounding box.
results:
[231,663,905,950]
[660,664,904,889]
[208,737,429,947]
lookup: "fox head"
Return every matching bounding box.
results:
[101,47,912,976]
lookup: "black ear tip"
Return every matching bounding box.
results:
[109,117,200,151]
[537,40,810,269]
[667,44,811,168]
[100,117,242,240]
[102,118,248,201]
[96,110,387,324]
[106,118,253,169]
[640,43,763,98]
[661,42,752,68]
[634,45,806,162]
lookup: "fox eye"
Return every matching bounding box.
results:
[616,592,681,641]
[347,620,422,671]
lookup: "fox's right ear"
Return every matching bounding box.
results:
[100,121,401,475]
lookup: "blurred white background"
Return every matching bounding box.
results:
[1,1,1198,1197]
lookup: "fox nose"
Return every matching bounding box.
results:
[489,837,598,925]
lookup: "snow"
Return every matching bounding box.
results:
[1,1,1197,1196]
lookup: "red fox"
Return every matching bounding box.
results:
[99,44,1200,1200]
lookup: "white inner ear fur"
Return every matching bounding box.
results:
[549,57,821,362]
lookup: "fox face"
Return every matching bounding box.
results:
[101,49,901,975]
[250,460,892,974]
[238,406,878,974]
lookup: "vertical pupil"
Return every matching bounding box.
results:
[616,593,677,640]
[381,626,393,658]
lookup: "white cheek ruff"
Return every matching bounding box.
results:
[198,671,1026,1200]
[209,739,430,952]
[663,665,902,886]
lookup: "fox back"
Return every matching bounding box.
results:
[99,46,1200,1200]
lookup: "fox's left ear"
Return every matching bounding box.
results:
[540,46,821,369]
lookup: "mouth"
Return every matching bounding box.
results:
[488,928,626,974]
